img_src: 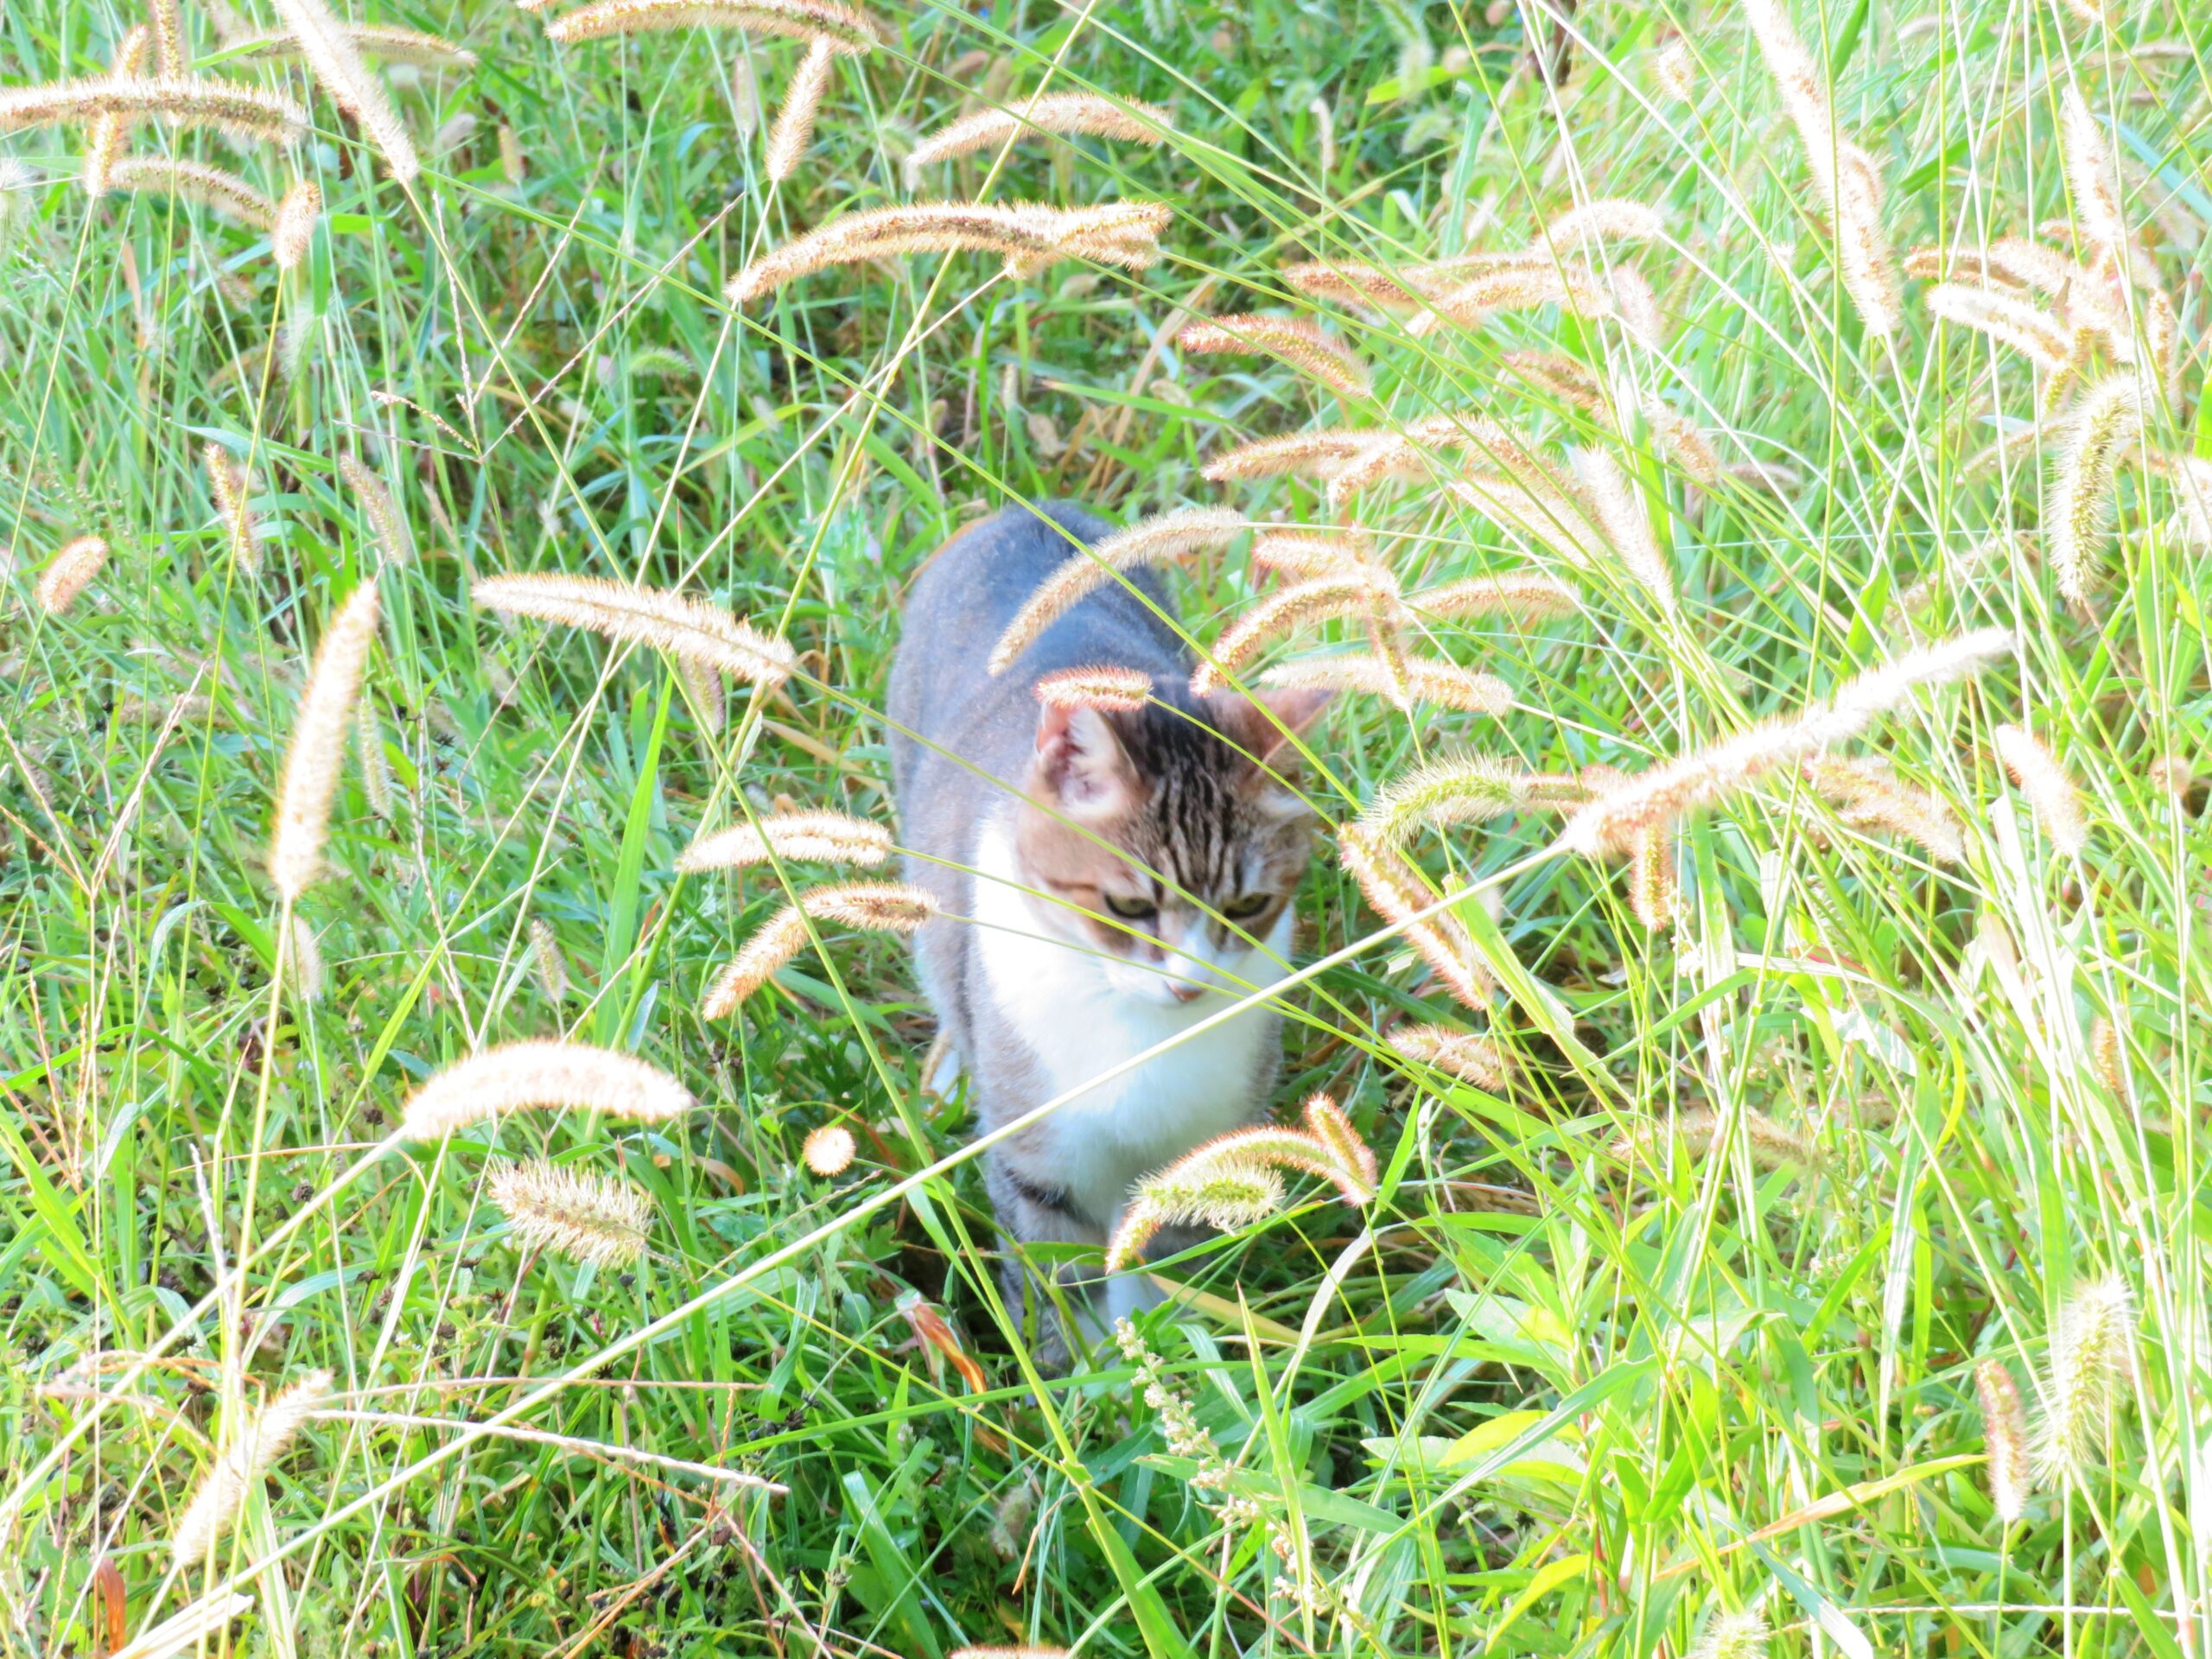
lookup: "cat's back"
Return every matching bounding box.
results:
[887,500,1185,808]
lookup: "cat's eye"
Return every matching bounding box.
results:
[1103,893,1155,921]
[1221,893,1274,921]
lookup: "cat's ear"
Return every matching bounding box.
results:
[1211,688,1334,773]
[1033,702,1139,816]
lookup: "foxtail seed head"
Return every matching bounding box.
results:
[906,91,1170,181]
[1975,1359,2032,1522]
[2046,372,2144,603]
[1178,315,1373,401]
[170,1370,334,1567]
[1388,1023,1510,1089]
[264,0,420,181]
[987,507,1244,675]
[488,1160,654,1268]
[1993,723,2088,855]
[204,444,258,574]
[474,572,796,690]
[0,75,308,143]
[81,27,150,196]
[1033,664,1152,712]
[267,580,380,899]
[1261,653,1512,716]
[766,37,834,181]
[273,177,320,269]
[2033,1275,2133,1483]
[677,810,893,873]
[400,1040,694,1139]
[35,535,109,614]
[546,0,880,51]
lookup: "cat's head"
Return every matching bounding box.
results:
[1013,681,1331,1006]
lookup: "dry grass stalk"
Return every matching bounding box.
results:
[1804,756,1964,861]
[546,0,880,50]
[1542,198,1667,247]
[0,76,308,143]
[1993,723,2087,855]
[1262,653,1511,715]
[236,24,477,67]
[1191,573,1396,697]
[987,507,1244,674]
[82,27,150,197]
[35,535,109,614]
[268,580,380,899]
[1033,664,1152,712]
[1975,1360,2031,1522]
[906,91,1171,181]
[401,1041,693,1139]
[273,177,319,269]
[1389,1023,1510,1088]
[1926,283,2075,373]
[1571,447,1675,615]
[677,809,892,872]
[1560,628,2013,855]
[2033,1275,2133,1481]
[701,882,938,1016]
[1336,825,1493,1008]
[1204,430,1379,484]
[1178,315,1373,401]
[803,1123,856,1175]
[1611,1107,1819,1171]
[766,37,834,181]
[2047,372,2143,603]
[1626,825,1676,930]
[1357,753,1579,843]
[170,1370,333,1566]
[204,444,258,574]
[106,157,277,228]
[488,1160,653,1268]
[528,916,569,1004]
[728,200,1166,302]
[337,452,412,564]
[474,572,797,690]
[264,0,420,182]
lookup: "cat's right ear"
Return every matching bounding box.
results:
[1034,703,1137,817]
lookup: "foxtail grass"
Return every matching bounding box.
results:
[34,535,108,614]
[2046,372,2143,604]
[1558,628,2012,856]
[700,882,938,1016]
[1190,573,1397,697]
[399,1040,695,1139]
[1033,664,1153,711]
[676,809,893,872]
[766,38,834,181]
[906,91,1171,182]
[1388,1023,1511,1088]
[1803,757,1965,862]
[1335,825,1494,1007]
[106,157,277,228]
[1202,429,1378,484]
[267,579,379,900]
[1975,1359,2032,1522]
[1993,724,2088,855]
[488,1160,654,1268]
[528,916,569,1005]
[264,0,420,182]
[236,23,477,67]
[986,507,1244,673]
[0,76,308,143]
[170,1370,333,1566]
[203,444,258,575]
[1177,315,1373,401]
[474,572,797,691]
[1357,754,1581,843]
[1261,653,1512,715]
[544,0,880,52]
[81,27,150,197]
[727,200,1168,302]
[2032,1275,2133,1482]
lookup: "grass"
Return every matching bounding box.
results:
[2,0,2208,1654]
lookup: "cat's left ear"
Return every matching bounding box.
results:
[1211,688,1333,776]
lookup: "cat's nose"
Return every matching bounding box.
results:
[1167,981,1207,1003]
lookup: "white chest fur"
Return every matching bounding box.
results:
[969,817,1292,1228]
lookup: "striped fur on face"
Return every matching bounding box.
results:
[1014,684,1326,1005]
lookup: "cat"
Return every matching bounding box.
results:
[887,500,1328,1370]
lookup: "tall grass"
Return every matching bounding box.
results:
[2,0,2206,1655]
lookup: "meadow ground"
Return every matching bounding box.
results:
[1,0,2209,1654]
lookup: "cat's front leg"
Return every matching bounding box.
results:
[984,1150,1105,1375]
